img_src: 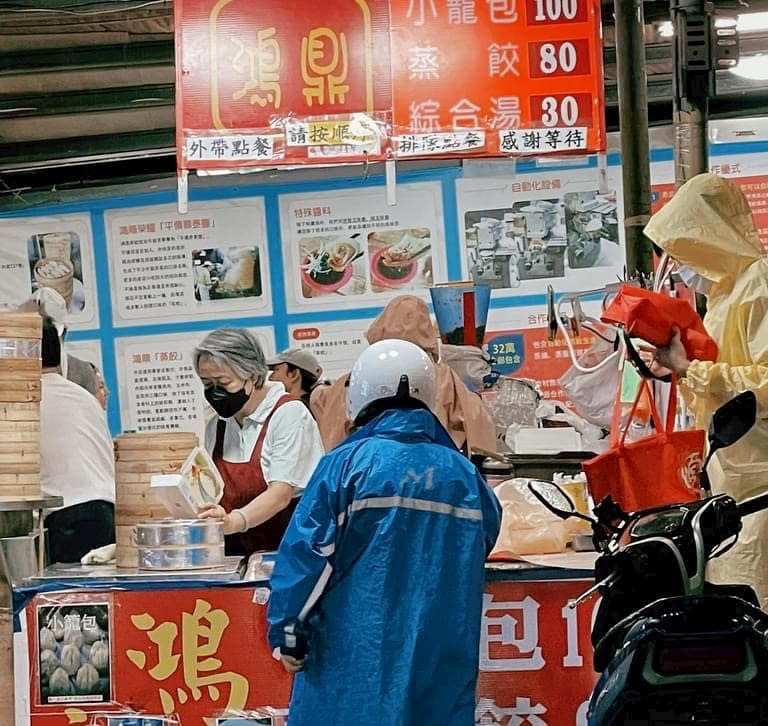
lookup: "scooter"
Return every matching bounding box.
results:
[529,390,768,725]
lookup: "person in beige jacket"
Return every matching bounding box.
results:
[647,173,768,606]
[311,295,498,455]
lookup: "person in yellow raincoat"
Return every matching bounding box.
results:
[310,295,498,456]
[645,173,768,606]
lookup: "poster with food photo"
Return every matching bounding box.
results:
[36,602,112,705]
[0,213,98,329]
[457,169,625,296]
[279,182,446,312]
[105,199,271,327]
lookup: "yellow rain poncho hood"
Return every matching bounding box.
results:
[645,173,764,284]
[645,173,768,606]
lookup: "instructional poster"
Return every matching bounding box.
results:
[114,328,276,440]
[457,168,625,295]
[287,320,374,381]
[0,213,99,329]
[105,200,271,326]
[279,182,447,312]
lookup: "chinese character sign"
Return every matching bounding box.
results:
[175,0,392,168]
[476,580,599,726]
[390,0,605,155]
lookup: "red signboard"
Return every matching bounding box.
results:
[175,0,605,170]
[390,0,604,156]
[24,578,596,724]
[175,0,393,169]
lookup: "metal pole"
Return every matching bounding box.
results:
[671,0,713,185]
[671,0,716,315]
[613,0,654,277]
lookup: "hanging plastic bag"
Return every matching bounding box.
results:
[559,335,622,429]
[582,377,705,511]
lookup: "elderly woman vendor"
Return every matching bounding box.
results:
[194,328,324,554]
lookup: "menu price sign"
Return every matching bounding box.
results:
[390,0,605,156]
[175,0,393,170]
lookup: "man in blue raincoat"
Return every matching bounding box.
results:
[267,338,502,726]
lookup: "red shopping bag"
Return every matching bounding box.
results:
[582,377,705,511]
[601,285,718,362]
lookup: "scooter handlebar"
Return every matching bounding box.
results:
[736,491,768,518]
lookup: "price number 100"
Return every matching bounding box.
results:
[528,0,587,24]
[533,0,578,20]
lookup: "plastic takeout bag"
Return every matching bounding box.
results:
[489,478,569,559]
[559,335,622,429]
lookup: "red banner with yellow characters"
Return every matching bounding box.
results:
[175,0,605,170]
[24,578,597,724]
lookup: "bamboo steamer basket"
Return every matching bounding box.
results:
[34,258,74,307]
[0,312,42,341]
[114,431,198,568]
[0,312,41,498]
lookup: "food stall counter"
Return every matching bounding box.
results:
[12,555,598,725]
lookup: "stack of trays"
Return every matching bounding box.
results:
[135,519,224,570]
[0,313,42,498]
[113,431,198,568]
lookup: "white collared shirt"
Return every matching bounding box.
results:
[204,381,324,493]
[40,373,115,508]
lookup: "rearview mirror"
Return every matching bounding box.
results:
[709,390,757,454]
[528,480,577,520]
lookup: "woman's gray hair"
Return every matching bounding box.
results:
[193,328,268,387]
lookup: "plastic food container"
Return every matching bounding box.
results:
[135,519,224,570]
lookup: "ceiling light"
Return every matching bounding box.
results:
[734,11,768,33]
[658,21,674,38]
[729,54,768,81]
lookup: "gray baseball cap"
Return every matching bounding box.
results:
[266,348,322,378]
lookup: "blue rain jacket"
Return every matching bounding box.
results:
[267,408,502,726]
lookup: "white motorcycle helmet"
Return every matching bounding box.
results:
[347,339,437,424]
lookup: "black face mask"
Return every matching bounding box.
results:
[204,383,250,418]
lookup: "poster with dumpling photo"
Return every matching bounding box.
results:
[36,602,112,704]
[104,199,272,327]
[279,181,447,313]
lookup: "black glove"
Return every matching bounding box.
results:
[280,619,310,660]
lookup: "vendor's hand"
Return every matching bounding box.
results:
[281,654,305,673]
[653,327,690,378]
[637,343,674,378]
[197,503,239,535]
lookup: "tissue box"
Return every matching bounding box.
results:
[150,446,225,518]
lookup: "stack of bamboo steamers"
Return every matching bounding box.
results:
[114,431,198,567]
[0,312,43,499]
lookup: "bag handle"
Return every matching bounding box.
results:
[623,332,673,383]
[612,375,678,446]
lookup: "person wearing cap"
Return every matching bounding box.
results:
[267,349,323,408]
[267,339,501,725]
[310,295,497,455]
